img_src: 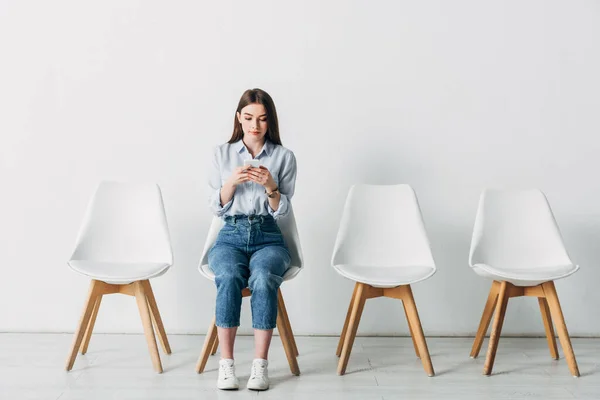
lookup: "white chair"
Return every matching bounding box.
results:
[468,188,580,377]
[65,181,173,373]
[195,206,303,376]
[331,184,436,376]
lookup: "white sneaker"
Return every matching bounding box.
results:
[217,358,239,390]
[247,358,270,391]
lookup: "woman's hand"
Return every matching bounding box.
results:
[224,166,250,188]
[247,166,277,192]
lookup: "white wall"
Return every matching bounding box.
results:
[1,0,600,336]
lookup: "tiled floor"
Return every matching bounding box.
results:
[1,334,598,399]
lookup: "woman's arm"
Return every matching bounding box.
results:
[208,147,249,216]
[268,151,297,218]
[246,150,297,219]
[208,148,232,216]
[220,181,236,206]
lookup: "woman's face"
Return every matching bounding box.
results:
[237,103,268,142]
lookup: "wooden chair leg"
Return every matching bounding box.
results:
[210,336,219,356]
[277,289,300,375]
[337,283,358,357]
[483,281,509,375]
[65,280,102,371]
[196,316,218,373]
[470,281,500,358]
[402,301,420,359]
[403,285,434,377]
[134,281,162,373]
[542,281,580,377]
[141,280,171,355]
[337,283,367,375]
[278,290,299,357]
[538,297,559,360]
[80,294,102,355]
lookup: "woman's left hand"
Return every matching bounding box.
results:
[246,166,277,192]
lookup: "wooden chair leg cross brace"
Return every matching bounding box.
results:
[470,280,579,377]
[336,282,435,377]
[65,279,171,374]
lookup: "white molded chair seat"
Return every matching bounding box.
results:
[333,264,436,288]
[331,184,437,286]
[469,188,579,287]
[68,181,174,280]
[471,263,578,287]
[68,261,171,284]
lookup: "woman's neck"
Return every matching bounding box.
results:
[243,138,265,159]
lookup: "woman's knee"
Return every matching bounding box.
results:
[215,269,247,289]
[248,271,284,292]
[250,247,291,277]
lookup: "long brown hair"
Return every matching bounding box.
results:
[228,88,282,145]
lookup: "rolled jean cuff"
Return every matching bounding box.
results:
[252,323,277,330]
[215,320,240,329]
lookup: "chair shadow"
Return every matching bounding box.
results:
[578,368,599,378]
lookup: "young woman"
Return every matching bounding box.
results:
[207,88,297,391]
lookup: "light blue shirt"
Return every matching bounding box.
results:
[208,140,297,219]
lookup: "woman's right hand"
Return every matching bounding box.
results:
[220,167,249,206]
[224,166,250,188]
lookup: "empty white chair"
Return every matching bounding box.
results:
[195,205,303,375]
[468,188,579,377]
[65,181,173,373]
[331,184,436,376]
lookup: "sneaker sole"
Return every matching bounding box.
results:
[217,383,239,390]
[218,386,239,390]
[247,384,269,391]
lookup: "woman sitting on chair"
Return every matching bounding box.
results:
[207,88,297,391]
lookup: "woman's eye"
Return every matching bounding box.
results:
[244,118,251,121]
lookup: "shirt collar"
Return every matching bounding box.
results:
[236,139,273,158]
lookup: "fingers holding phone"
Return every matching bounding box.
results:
[247,165,276,190]
[225,166,251,187]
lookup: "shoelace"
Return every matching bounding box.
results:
[251,363,266,380]
[220,363,235,380]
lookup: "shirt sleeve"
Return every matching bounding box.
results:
[267,151,297,219]
[208,146,233,217]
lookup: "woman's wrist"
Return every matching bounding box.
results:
[220,182,236,205]
[265,184,277,193]
[265,186,279,199]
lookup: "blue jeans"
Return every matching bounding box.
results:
[208,215,291,330]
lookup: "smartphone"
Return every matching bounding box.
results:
[244,159,261,169]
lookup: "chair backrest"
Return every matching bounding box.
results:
[469,188,573,270]
[198,205,304,279]
[331,184,436,269]
[69,181,173,265]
